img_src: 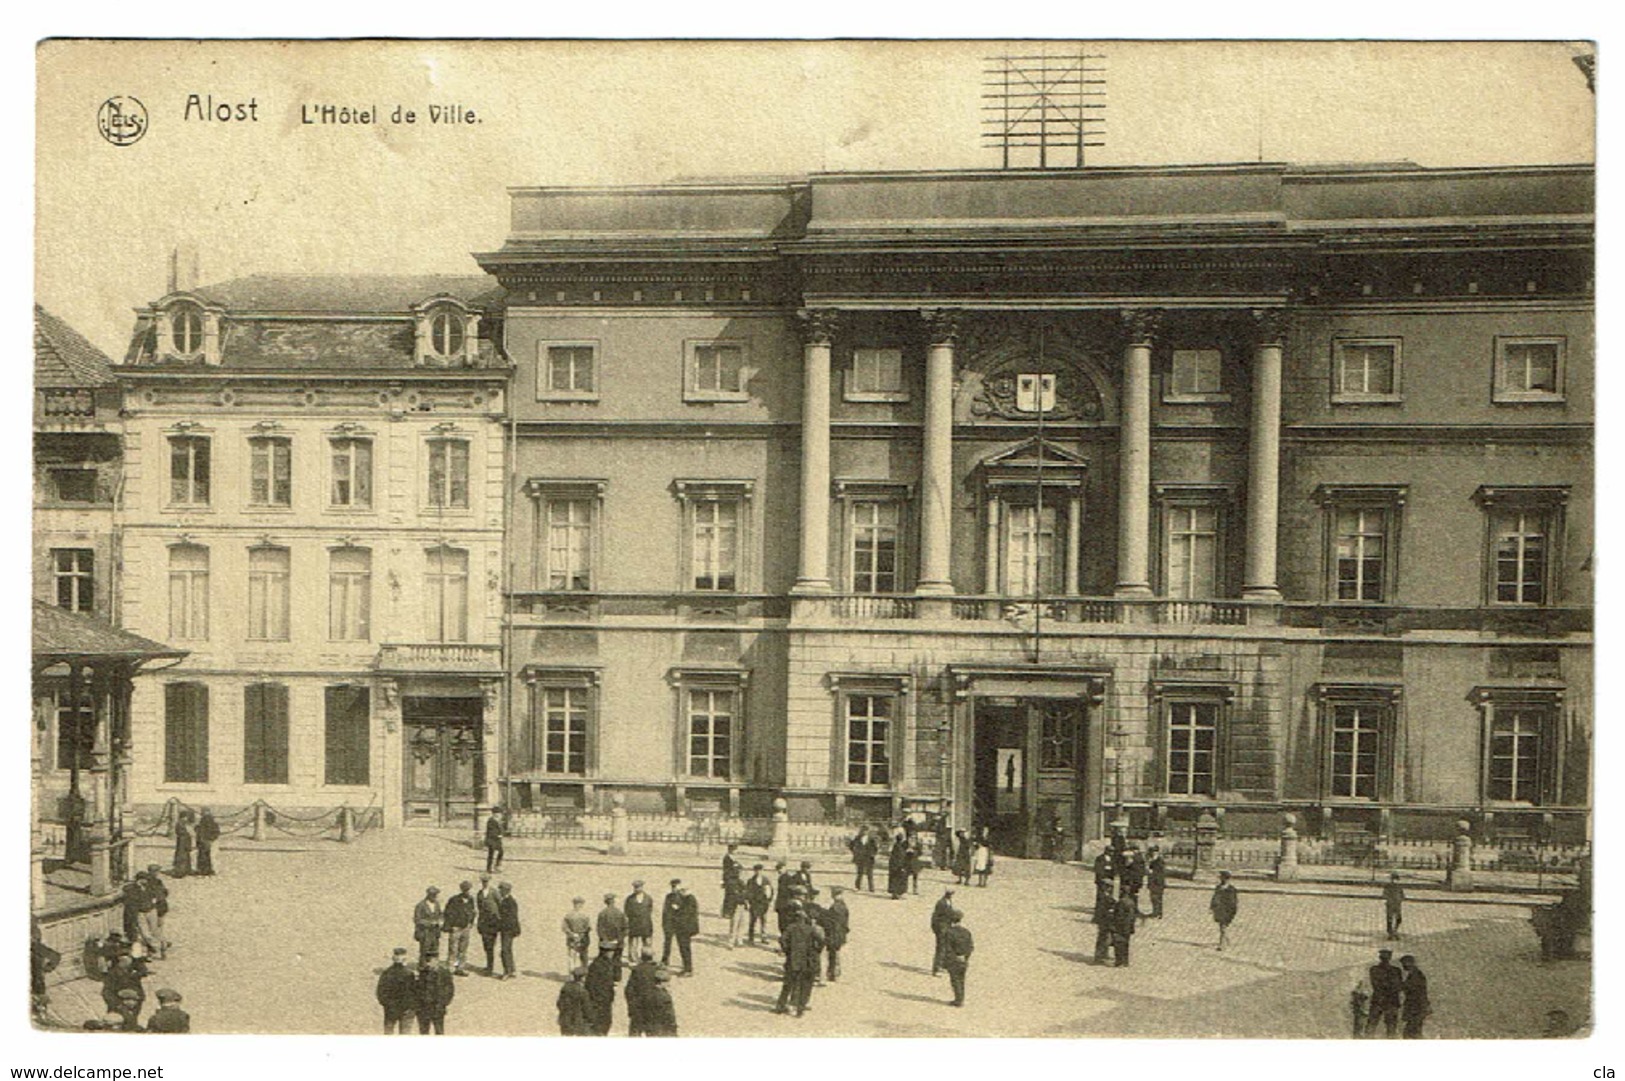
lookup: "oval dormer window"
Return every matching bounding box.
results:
[429,308,466,360]
[171,303,205,358]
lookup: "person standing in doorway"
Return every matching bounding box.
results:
[1210,870,1239,951]
[484,807,506,874]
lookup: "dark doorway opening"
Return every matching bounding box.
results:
[402,696,482,827]
[972,696,1087,858]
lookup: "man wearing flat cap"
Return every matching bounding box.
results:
[443,880,476,976]
[624,950,658,1036]
[930,887,958,976]
[745,864,774,945]
[414,958,455,1034]
[376,947,416,1034]
[821,886,850,982]
[940,909,975,1007]
[1366,948,1402,1037]
[145,988,190,1033]
[413,885,444,963]
[642,968,679,1036]
[586,945,618,1035]
[596,892,629,979]
[496,882,522,980]
[774,903,825,1017]
[557,966,592,1036]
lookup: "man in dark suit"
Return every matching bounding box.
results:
[1366,948,1402,1037]
[596,893,629,979]
[1145,845,1168,919]
[475,874,502,976]
[414,959,455,1034]
[930,887,958,976]
[745,865,774,945]
[557,967,592,1036]
[585,947,618,1036]
[376,947,416,1034]
[721,844,743,914]
[940,910,975,1007]
[496,882,522,979]
[1118,845,1145,919]
[661,880,699,976]
[625,880,655,960]
[624,950,658,1036]
[849,827,879,892]
[413,886,444,963]
[443,880,476,976]
[774,862,796,935]
[643,969,679,1036]
[803,889,829,986]
[1399,954,1430,1039]
[1210,870,1239,951]
[774,903,825,1017]
[1109,895,1138,967]
[821,885,851,982]
[484,808,506,874]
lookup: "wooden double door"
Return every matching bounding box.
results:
[403,696,482,827]
[972,696,1089,859]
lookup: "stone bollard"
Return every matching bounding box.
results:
[1276,812,1300,881]
[1446,818,1475,892]
[251,801,267,842]
[1193,808,1220,882]
[608,793,630,856]
[767,796,790,863]
[338,805,354,843]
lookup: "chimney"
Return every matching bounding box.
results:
[169,244,199,294]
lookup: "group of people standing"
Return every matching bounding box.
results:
[169,807,221,878]
[1354,948,1431,1038]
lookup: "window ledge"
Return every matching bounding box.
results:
[1162,393,1232,405]
[1330,394,1404,406]
[324,506,378,515]
[244,505,295,514]
[684,391,750,404]
[1492,392,1566,405]
[844,391,910,404]
[164,505,215,513]
[537,391,601,404]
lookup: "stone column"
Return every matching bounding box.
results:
[794,309,838,594]
[1276,812,1300,881]
[86,672,112,896]
[1115,310,1159,597]
[982,498,1001,595]
[609,792,631,856]
[479,679,502,837]
[1244,310,1286,600]
[1447,818,1476,892]
[1065,494,1084,594]
[768,796,791,863]
[917,310,960,604]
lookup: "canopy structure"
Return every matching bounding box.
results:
[32,601,186,906]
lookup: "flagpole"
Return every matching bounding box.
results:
[1033,332,1046,664]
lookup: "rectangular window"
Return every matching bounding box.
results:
[850,500,901,593]
[692,499,740,591]
[1166,505,1219,599]
[55,690,92,772]
[248,436,292,507]
[328,548,372,641]
[50,468,98,503]
[547,499,594,590]
[686,340,748,401]
[243,683,289,785]
[1038,703,1080,771]
[1492,509,1549,605]
[425,547,469,642]
[1166,701,1219,796]
[1329,702,1384,799]
[541,686,589,775]
[427,439,471,509]
[542,343,598,399]
[329,438,373,508]
[686,687,735,779]
[1169,349,1224,398]
[845,693,892,786]
[168,545,210,640]
[1487,705,1548,803]
[323,685,370,786]
[247,547,291,641]
[1494,337,1565,402]
[1005,503,1061,595]
[169,435,211,506]
[849,347,905,399]
[52,548,94,613]
[164,682,209,783]
[1335,507,1387,602]
[1332,340,1400,401]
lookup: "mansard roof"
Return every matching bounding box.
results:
[35,306,115,388]
[188,273,503,313]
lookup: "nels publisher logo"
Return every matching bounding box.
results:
[97,96,148,146]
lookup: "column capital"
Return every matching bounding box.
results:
[1249,308,1289,347]
[1119,308,1164,346]
[920,308,963,347]
[795,307,841,346]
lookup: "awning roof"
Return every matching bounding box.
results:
[32,601,187,667]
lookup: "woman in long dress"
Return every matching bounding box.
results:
[885,834,910,899]
[172,810,195,877]
[194,808,220,875]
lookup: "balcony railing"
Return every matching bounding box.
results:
[947,596,1250,626]
[375,642,503,674]
[38,388,97,418]
[508,591,792,622]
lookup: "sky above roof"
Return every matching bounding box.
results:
[36,40,1594,360]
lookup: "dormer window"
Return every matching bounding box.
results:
[172,303,204,356]
[430,309,466,359]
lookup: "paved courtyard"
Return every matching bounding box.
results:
[53,831,1588,1038]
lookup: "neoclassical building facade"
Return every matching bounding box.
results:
[478,162,1592,855]
[115,277,510,828]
